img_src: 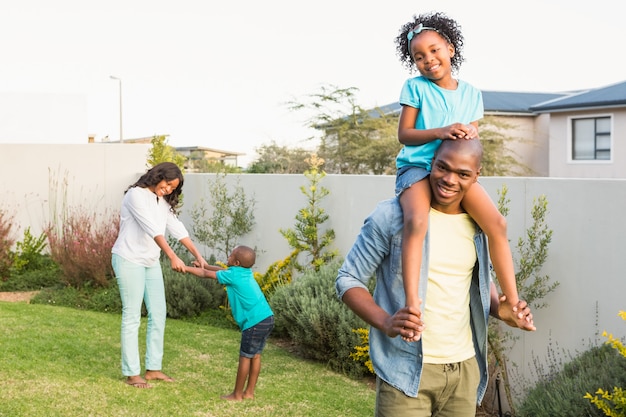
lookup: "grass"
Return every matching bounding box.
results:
[0,301,375,417]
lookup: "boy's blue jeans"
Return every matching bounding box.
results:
[112,254,167,376]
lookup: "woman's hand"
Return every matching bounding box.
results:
[169,255,186,272]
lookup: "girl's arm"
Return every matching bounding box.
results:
[398,106,480,145]
[462,183,520,307]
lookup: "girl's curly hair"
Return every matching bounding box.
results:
[126,162,184,214]
[395,11,465,74]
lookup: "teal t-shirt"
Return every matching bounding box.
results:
[216,266,273,331]
[396,76,484,171]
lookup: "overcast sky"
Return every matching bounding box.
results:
[1,0,623,166]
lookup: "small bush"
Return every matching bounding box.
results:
[269,258,369,378]
[585,311,626,417]
[0,227,62,291]
[0,267,62,292]
[163,264,226,319]
[517,343,626,417]
[32,285,92,309]
[45,207,119,288]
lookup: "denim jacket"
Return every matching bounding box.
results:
[335,198,492,402]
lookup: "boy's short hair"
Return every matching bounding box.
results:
[234,245,256,268]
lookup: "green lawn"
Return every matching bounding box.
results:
[0,302,375,417]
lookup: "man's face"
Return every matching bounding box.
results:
[429,144,480,214]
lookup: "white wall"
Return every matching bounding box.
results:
[1,144,150,237]
[2,144,625,389]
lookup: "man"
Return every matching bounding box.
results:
[335,138,535,416]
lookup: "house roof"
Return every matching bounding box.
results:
[530,80,626,112]
[482,91,569,114]
[374,91,569,117]
[372,80,626,116]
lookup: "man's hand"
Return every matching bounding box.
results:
[382,305,425,340]
[498,295,536,331]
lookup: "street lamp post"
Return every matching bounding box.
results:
[109,75,123,143]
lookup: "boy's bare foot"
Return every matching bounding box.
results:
[145,370,175,382]
[125,376,152,388]
[220,392,243,401]
[243,393,255,400]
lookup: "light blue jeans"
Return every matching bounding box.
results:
[112,254,167,377]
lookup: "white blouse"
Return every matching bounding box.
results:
[112,186,189,267]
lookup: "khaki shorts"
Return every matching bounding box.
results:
[375,357,480,417]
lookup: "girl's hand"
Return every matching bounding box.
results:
[443,123,478,140]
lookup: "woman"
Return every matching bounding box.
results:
[111,162,208,388]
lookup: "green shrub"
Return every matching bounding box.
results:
[585,311,626,417]
[0,267,62,291]
[30,281,119,312]
[269,259,369,378]
[87,284,122,313]
[517,343,626,417]
[0,227,62,291]
[163,264,226,319]
[31,285,93,309]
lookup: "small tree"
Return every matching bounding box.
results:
[280,154,338,273]
[483,184,558,415]
[146,135,186,170]
[288,84,400,175]
[247,141,312,174]
[190,172,256,261]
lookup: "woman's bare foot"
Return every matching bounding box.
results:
[125,376,152,388]
[145,370,175,382]
[220,392,243,401]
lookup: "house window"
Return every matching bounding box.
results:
[571,116,611,160]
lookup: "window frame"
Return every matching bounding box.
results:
[568,114,613,164]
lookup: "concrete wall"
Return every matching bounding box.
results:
[2,144,625,388]
[1,144,150,237]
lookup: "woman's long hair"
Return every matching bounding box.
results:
[126,162,184,213]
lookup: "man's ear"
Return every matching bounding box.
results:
[475,166,482,182]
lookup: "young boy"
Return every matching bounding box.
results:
[185,245,274,401]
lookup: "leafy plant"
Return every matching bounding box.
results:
[269,258,369,378]
[190,172,256,261]
[516,342,626,417]
[585,311,626,417]
[350,328,373,374]
[287,84,400,175]
[10,227,49,274]
[480,184,558,416]
[280,154,337,273]
[256,250,298,297]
